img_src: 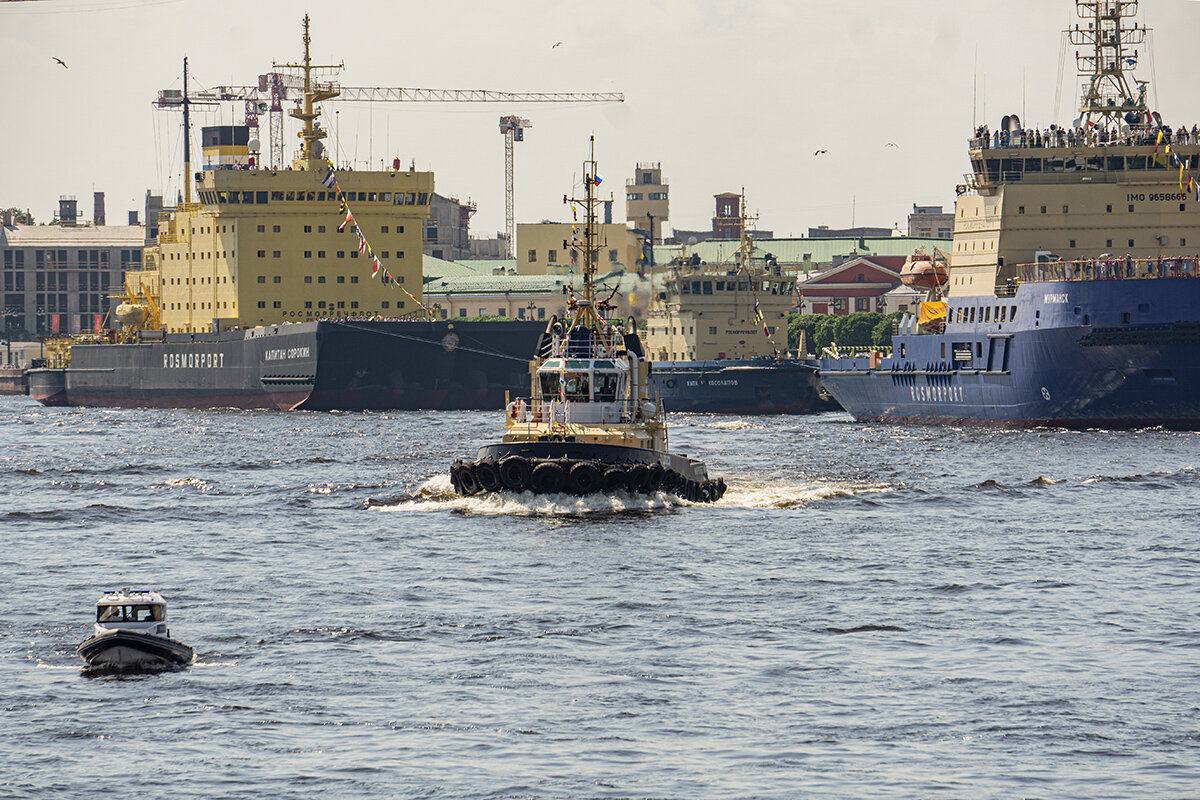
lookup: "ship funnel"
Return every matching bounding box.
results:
[1005,114,1022,132]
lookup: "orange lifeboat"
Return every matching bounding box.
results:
[899,251,949,289]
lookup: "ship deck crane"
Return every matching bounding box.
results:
[157,65,623,258]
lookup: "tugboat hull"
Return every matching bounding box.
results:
[454,441,724,502]
[77,629,194,669]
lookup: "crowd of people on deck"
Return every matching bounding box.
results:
[974,122,1200,150]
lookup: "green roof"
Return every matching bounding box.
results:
[421,254,493,279]
[653,236,946,268]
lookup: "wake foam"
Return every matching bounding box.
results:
[368,474,891,515]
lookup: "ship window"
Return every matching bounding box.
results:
[273,225,280,233]
[398,252,405,259]
[1183,239,1188,247]
[351,276,358,284]
[709,326,717,335]
[1122,312,1130,324]
[257,276,265,283]
[257,301,266,308]
[1129,239,1134,247]
[241,192,254,204]
[406,193,417,204]
[1011,305,1017,319]
[984,307,990,322]
[381,193,391,202]
[256,191,268,204]
[977,342,983,358]
[337,276,345,284]
[1018,206,1024,214]
[1106,205,1113,213]
[257,250,265,258]
[305,301,312,308]
[304,225,312,233]
[1182,205,1188,213]
[1106,240,1113,248]
[594,372,621,402]
[337,302,345,309]
[681,283,690,294]
[1128,205,1135,213]
[369,192,378,202]
[999,306,1006,323]
[273,301,281,308]
[609,249,618,262]
[257,225,265,233]
[337,251,345,259]
[318,276,326,284]
[458,308,467,317]
[702,281,712,294]
[1063,205,1069,214]
[306,192,316,201]
[318,301,326,308]
[418,193,429,205]
[1069,240,1076,248]
[351,301,359,309]
[273,251,280,258]
[271,191,284,201]
[304,251,312,258]
[1040,206,1046,214]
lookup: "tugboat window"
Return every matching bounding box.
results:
[594,372,621,402]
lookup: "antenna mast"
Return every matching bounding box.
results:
[276,14,343,167]
[1069,0,1149,128]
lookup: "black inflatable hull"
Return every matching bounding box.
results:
[77,629,194,669]
[451,441,725,503]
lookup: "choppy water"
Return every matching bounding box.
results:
[2,394,1199,798]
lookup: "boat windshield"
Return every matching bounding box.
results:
[594,371,621,402]
[538,371,590,401]
[98,604,163,623]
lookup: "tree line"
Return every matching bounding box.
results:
[787,311,904,354]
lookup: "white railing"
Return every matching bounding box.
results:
[505,396,661,428]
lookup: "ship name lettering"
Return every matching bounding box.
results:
[1043,293,1068,304]
[685,379,739,387]
[910,385,963,403]
[163,352,225,369]
[263,346,312,361]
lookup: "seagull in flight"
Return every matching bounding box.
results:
[885,142,899,148]
[814,149,828,155]
[552,41,564,48]
[53,57,68,69]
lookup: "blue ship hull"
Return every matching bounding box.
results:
[819,276,1200,428]
[647,359,834,414]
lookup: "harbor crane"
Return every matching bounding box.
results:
[156,38,623,258]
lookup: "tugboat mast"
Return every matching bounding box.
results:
[565,136,606,332]
[1070,0,1150,128]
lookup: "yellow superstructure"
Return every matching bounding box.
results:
[127,15,435,333]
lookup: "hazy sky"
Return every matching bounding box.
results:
[3,0,1200,238]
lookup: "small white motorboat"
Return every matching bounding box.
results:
[77,588,194,669]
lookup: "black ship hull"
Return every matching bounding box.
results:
[27,320,543,411]
[646,359,837,414]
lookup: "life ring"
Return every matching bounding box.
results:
[530,461,566,493]
[457,464,480,496]
[506,398,527,423]
[568,461,602,495]
[499,456,531,491]
[475,458,502,492]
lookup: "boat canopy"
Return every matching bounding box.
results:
[536,357,629,403]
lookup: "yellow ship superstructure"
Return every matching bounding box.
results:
[126,16,434,333]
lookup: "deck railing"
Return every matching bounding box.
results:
[504,396,661,428]
[1017,257,1200,283]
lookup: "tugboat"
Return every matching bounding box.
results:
[451,140,725,503]
[77,588,194,669]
